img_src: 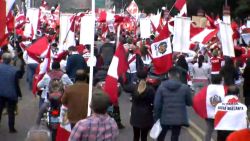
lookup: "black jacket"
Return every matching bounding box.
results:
[124,82,155,128]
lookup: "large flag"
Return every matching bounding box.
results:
[174,0,187,16]
[26,36,49,62]
[190,25,219,44]
[32,45,51,95]
[173,16,191,53]
[126,0,139,19]
[104,43,129,104]
[219,22,235,57]
[98,11,124,23]
[193,85,227,119]
[0,0,7,47]
[214,95,247,131]
[150,24,173,75]
[59,13,75,51]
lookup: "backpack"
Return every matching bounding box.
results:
[47,71,64,107]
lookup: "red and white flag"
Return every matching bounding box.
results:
[15,11,26,29]
[150,24,173,75]
[193,85,228,119]
[0,0,15,47]
[26,36,50,62]
[104,43,129,104]
[98,11,124,23]
[0,0,6,46]
[214,95,247,131]
[174,0,187,16]
[190,25,219,44]
[32,44,51,95]
[126,0,139,19]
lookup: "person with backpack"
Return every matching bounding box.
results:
[36,61,73,125]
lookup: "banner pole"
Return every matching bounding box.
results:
[87,0,96,116]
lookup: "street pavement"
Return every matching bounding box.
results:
[0,76,219,141]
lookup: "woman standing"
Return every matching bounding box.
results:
[243,58,250,107]
[220,57,239,86]
[123,70,155,141]
[191,55,211,94]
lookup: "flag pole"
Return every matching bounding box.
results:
[87,0,96,116]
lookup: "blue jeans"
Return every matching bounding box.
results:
[27,63,38,90]
[157,125,181,141]
[126,72,138,84]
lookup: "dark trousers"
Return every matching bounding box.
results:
[133,127,151,141]
[27,63,38,90]
[217,130,233,141]
[157,125,181,141]
[0,96,17,130]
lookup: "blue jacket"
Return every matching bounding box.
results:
[0,63,19,101]
[154,79,192,126]
[66,53,87,80]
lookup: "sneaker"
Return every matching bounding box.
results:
[117,123,125,129]
[9,128,17,133]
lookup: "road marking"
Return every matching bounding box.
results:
[185,127,202,141]
[189,120,215,141]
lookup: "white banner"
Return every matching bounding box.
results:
[140,18,151,39]
[173,16,191,53]
[247,20,250,28]
[219,22,235,57]
[25,8,39,39]
[223,15,231,24]
[59,13,75,51]
[80,15,95,45]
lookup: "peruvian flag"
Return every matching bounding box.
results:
[193,85,228,119]
[98,11,124,23]
[174,0,187,16]
[190,25,219,44]
[150,24,173,75]
[26,36,49,62]
[126,0,139,19]
[214,95,248,131]
[104,43,129,104]
[32,45,51,95]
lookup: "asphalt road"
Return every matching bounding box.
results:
[0,75,219,141]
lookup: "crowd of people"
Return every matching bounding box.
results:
[1,1,250,141]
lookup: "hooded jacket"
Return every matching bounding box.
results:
[154,79,192,126]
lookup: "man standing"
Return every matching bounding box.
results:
[66,46,87,82]
[61,69,89,129]
[69,88,119,141]
[154,67,192,141]
[0,53,21,133]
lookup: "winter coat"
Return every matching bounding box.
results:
[0,63,19,101]
[130,84,155,128]
[66,53,87,80]
[154,79,192,126]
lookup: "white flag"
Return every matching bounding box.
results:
[25,8,39,39]
[219,22,235,57]
[59,13,75,51]
[173,16,191,53]
[80,15,95,45]
[140,18,151,39]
